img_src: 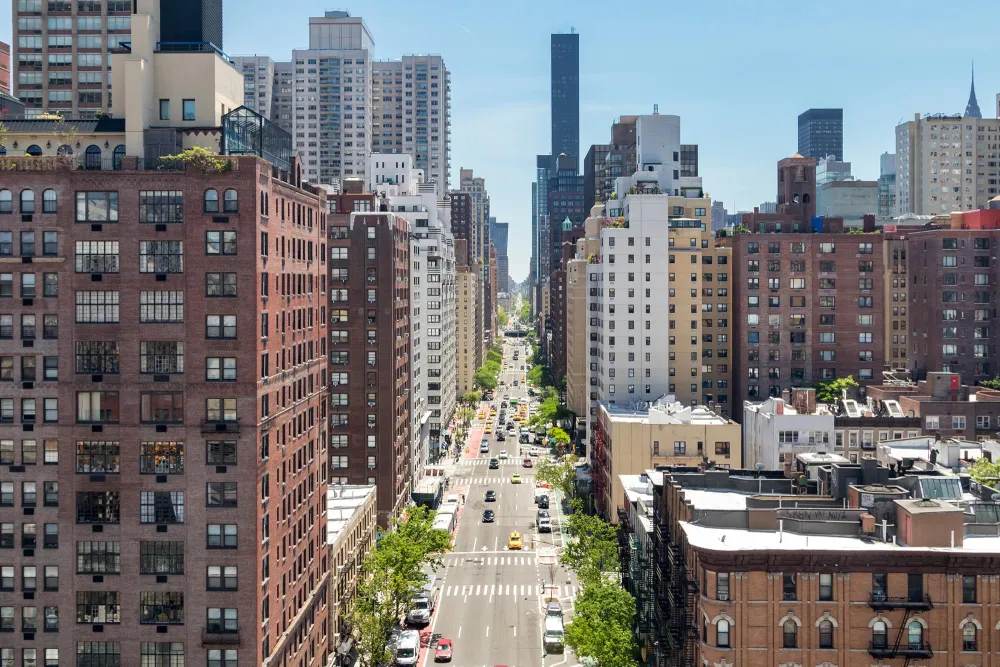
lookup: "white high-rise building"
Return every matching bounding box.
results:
[232,55,276,117]
[372,55,452,192]
[288,11,375,187]
[369,154,457,481]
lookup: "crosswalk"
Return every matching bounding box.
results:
[443,555,537,567]
[454,476,533,485]
[441,584,578,598]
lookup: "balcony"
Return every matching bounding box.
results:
[868,641,933,660]
[868,593,933,611]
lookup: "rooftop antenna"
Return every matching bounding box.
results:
[653,104,659,115]
[570,26,576,34]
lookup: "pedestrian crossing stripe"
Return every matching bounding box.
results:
[440,584,577,598]
[443,556,537,567]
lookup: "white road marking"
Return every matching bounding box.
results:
[475,585,481,595]
[505,584,510,595]
[458,626,462,638]
[485,625,489,638]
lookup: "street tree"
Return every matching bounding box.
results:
[564,578,638,667]
[561,499,620,584]
[546,427,571,453]
[461,391,482,406]
[535,457,577,499]
[497,307,509,327]
[473,368,498,391]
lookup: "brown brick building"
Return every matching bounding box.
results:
[868,372,1000,440]
[327,193,412,525]
[0,153,331,666]
[623,464,1000,667]
[730,223,885,404]
[905,207,1000,383]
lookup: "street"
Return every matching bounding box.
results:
[422,330,578,667]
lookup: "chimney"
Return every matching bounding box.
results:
[775,399,784,415]
[860,513,876,534]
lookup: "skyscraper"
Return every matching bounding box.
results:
[965,63,983,119]
[551,32,580,159]
[491,219,510,292]
[159,0,224,47]
[797,108,844,161]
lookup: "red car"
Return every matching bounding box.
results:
[522,458,533,468]
[434,639,453,662]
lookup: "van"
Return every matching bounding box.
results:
[395,629,420,665]
[543,616,564,653]
[534,488,548,505]
[406,593,434,626]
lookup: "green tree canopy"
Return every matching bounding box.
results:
[970,457,1000,486]
[473,368,498,391]
[535,456,577,498]
[547,427,571,452]
[486,348,503,366]
[813,375,859,403]
[980,375,1000,390]
[561,499,620,584]
[497,307,509,327]
[461,391,482,406]
[519,300,531,321]
[564,578,638,667]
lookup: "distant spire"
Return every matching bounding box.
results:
[965,61,983,119]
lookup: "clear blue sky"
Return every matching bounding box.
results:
[4,0,995,282]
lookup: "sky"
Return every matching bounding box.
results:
[3,0,998,283]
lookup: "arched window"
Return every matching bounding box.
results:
[20,190,35,214]
[223,189,238,213]
[56,145,73,156]
[792,193,800,204]
[0,190,11,214]
[818,620,834,649]
[42,190,57,214]
[84,145,102,170]
[872,621,887,648]
[113,145,126,170]
[716,619,730,648]
[204,189,219,213]
[802,193,811,204]
[962,623,977,651]
[782,620,798,648]
[907,621,923,649]
[25,145,43,157]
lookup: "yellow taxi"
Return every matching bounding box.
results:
[521,377,526,384]
[484,424,493,434]
[511,473,522,484]
[508,532,523,550]
[490,408,497,416]
[513,414,522,422]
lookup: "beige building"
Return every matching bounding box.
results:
[594,399,741,521]
[326,485,378,662]
[883,234,909,370]
[566,206,603,428]
[456,239,480,395]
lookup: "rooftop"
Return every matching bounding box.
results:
[603,398,732,426]
[326,485,376,545]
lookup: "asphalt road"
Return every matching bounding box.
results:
[423,331,577,667]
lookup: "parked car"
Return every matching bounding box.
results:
[538,517,552,533]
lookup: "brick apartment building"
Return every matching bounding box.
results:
[0,152,331,666]
[868,372,1000,441]
[0,41,10,97]
[327,190,412,525]
[730,220,885,404]
[623,464,1000,667]
[905,205,1000,384]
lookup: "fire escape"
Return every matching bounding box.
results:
[866,593,933,667]
[593,425,609,517]
[653,504,698,667]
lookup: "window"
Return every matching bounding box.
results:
[783,620,798,648]
[140,291,184,323]
[76,290,119,323]
[818,620,833,649]
[139,541,184,575]
[139,491,184,524]
[207,524,237,548]
[714,442,730,458]
[75,341,119,374]
[76,391,119,423]
[139,241,183,273]
[207,650,238,667]
[77,644,120,667]
[139,191,183,224]
[206,357,236,381]
[77,591,120,624]
[20,190,35,214]
[206,607,237,633]
[139,441,184,474]
[0,190,10,214]
[75,491,120,524]
[140,342,184,374]
[141,643,184,666]
[140,392,184,423]
[962,623,978,651]
[782,573,797,600]
[76,541,120,574]
[963,574,977,603]
[75,441,120,473]
[207,566,237,591]
[206,440,236,465]
[159,99,170,120]
[75,192,118,223]
[206,482,237,507]
[75,240,119,273]
[206,272,237,297]
[223,189,238,213]
[819,573,833,600]
[716,619,729,648]
[206,231,236,255]
[139,592,184,624]
[182,99,195,121]
[716,572,729,601]
[206,315,236,339]
[206,398,237,423]
[204,189,219,213]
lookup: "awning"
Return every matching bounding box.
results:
[337,638,354,656]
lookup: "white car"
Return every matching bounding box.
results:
[497,450,509,460]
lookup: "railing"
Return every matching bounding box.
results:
[201,421,241,434]
[868,640,932,659]
[868,593,933,611]
[201,630,240,646]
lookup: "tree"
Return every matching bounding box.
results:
[980,375,1000,391]
[561,499,620,584]
[461,391,481,406]
[813,375,859,404]
[535,456,576,499]
[970,457,1000,486]
[473,368,498,391]
[547,427,571,453]
[519,300,531,321]
[526,365,544,386]
[564,578,638,667]
[497,307,509,328]
[486,348,503,366]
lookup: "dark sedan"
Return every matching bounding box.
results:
[482,510,495,523]
[485,490,497,502]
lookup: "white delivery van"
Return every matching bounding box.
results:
[543,616,564,653]
[395,629,420,665]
